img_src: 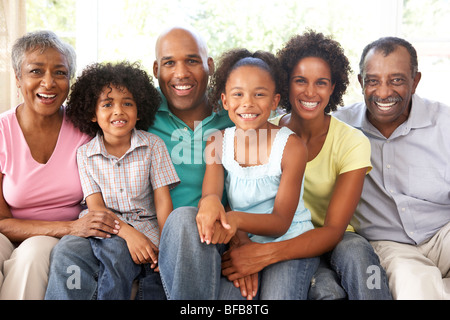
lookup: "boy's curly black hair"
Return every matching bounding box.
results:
[208,48,287,111]
[66,61,160,137]
[277,30,352,113]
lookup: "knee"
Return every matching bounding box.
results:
[51,235,79,258]
[49,235,89,267]
[162,206,199,241]
[330,232,382,274]
[160,206,205,258]
[15,236,58,263]
[334,232,375,259]
[165,207,198,228]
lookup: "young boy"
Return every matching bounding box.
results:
[66,61,179,299]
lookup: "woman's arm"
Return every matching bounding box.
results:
[222,167,368,281]
[0,176,119,242]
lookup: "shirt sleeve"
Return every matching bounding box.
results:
[149,137,180,191]
[337,123,372,175]
[76,146,101,200]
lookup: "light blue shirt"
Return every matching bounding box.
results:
[334,95,450,245]
[222,126,314,244]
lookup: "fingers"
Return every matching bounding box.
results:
[234,275,258,300]
[196,214,215,244]
[210,221,233,244]
[132,240,160,265]
[72,210,121,238]
[219,210,231,230]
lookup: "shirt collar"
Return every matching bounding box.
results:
[86,128,146,159]
[406,94,433,130]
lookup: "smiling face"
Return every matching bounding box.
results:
[221,65,280,131]
[153,28,214,116]
[288,57,335,121]
[92,85,138,143]
[359,46,421,137]
[16,47,70,116]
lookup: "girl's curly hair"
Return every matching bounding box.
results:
[277,30,352,113]
[66,61,160,137]
[208,48,287,111]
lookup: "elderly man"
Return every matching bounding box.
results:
[334,37,450,299]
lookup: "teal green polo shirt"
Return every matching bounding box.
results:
[148,93,234,209]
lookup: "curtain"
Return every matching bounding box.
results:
[0,0,26,113]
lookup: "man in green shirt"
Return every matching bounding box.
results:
[149,26,233,208]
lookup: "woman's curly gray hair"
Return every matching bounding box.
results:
[12,30,77,79]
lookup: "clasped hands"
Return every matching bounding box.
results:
[196,195,258,299]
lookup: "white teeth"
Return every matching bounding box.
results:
[112,120,126,124]
[239,113,258,119]
[38,93,56,99]
[174,85,193,90]
[301,101,319,109]
[376,101,396,110]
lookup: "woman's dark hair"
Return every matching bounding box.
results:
[277,30,351,113]
[66,61,160,137]
[208,48,287,111]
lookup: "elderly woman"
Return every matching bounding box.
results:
[0,30,119,299]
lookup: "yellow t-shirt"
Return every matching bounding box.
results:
[270,114,372,231]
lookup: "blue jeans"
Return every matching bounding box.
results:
[308,231,392,300]
[159,206,319,300]
[45,235,166,300]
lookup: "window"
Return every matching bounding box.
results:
[3,0,449,112]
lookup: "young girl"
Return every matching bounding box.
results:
[63,61,179,299]
[196,49,319,299]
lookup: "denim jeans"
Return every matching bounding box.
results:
[45,235,166,300]
[308,231,393,300]
[159,206,319,300]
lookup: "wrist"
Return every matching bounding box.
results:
[226,211,240,229]
[252,241,281,266]
[199,194,221,207]
[116,220,133,239]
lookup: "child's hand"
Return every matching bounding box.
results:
[120,223,159,265]
[209,212,238,244]
[196,195,230,244]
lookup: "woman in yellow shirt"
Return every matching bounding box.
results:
[221,30,392,299]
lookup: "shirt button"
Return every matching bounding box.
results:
[119,188,123,193]
[386,164,391,169]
